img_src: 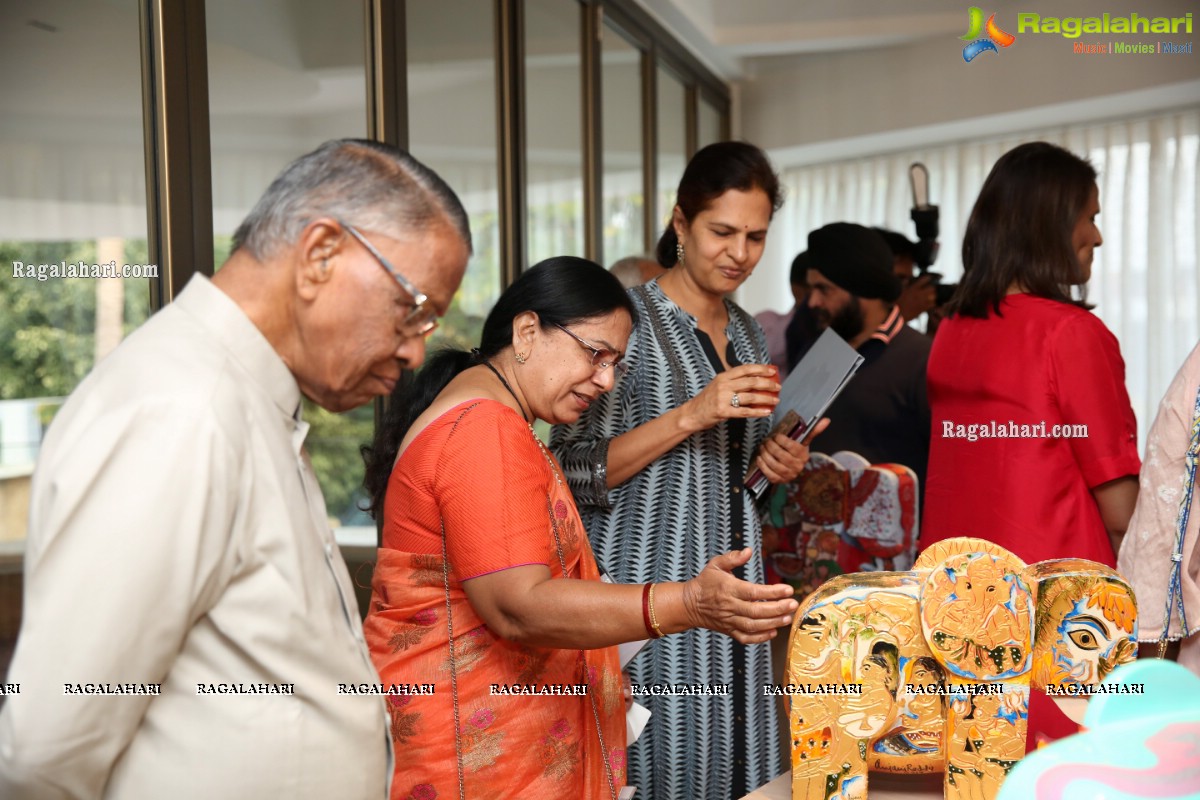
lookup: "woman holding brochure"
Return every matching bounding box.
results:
[360,257,798,800]
[551,142,825,800]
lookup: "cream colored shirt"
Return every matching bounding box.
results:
[0,276,390,799]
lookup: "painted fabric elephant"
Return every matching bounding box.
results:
[761,451,919,598]
[785,537,1137,800]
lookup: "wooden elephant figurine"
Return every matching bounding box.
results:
[786,537,1138,800]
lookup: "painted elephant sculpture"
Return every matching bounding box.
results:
[786,537,1138,800]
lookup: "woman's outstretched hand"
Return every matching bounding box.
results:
[680,548,798,644]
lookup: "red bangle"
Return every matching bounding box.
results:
[641,583,662,639]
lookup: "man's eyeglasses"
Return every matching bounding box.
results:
[339,220,440,337]
[552,323,629,378]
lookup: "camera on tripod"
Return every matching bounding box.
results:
[909,163,956,306]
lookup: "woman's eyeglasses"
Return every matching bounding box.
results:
[552,324,629,378]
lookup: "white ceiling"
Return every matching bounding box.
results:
[635,0,1020,77]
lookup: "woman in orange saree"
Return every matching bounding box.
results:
[362,258,802,800]
[368,398,626,799]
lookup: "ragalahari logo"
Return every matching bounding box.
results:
[960,7,1016,62]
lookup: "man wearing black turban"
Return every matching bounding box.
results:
[804,222,932,496]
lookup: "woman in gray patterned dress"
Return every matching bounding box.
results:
[551,142,819,799]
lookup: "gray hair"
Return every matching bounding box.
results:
[608,255,660,290]
[231,139,472,261]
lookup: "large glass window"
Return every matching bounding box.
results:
[601,24,645,263]
[408,0,502,354]
[655,66,687,237]
[0,0,151,675]
[207,0,369,268]
[0,0,731,653]
[525,0,585,264]
[698,95,722,149]
[207,0,373,537]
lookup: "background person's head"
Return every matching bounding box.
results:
[655,141,783,295]
[220,139,473,412]
[952,141,1100,318]
[873,228,919,285]
[789,251,812,308]
[609,255,667,289]
[805,223,899,343]
[363,257,634,517]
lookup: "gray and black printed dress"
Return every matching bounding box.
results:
[551,279,781,800]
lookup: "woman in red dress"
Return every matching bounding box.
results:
[921,141,1141,568]
[360,257,800,800]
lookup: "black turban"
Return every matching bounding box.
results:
[807,222,901,302]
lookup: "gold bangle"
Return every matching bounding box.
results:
[647,583,665,639]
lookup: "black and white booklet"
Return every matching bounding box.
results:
[743,327,864,498]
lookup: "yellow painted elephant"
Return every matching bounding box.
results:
[785,537,1138,800]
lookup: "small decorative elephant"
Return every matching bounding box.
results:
[786,537,1138,800]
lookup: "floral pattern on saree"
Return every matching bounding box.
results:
[404,783,437,800]
[461,705,506,772]
[554,499,581,555]
[409,554,445,588]
[514,647,552,686]
[388,609,437,653]
[540,717,582,781]
[439,627,492,674]
[388,694,421,744]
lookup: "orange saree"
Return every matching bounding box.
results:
[363,400,627,800]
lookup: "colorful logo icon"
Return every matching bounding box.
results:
[960,7,1016,62]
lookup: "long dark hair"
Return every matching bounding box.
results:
[361,256,635,519]
[655,141,784,267]
[950,141,1097,318]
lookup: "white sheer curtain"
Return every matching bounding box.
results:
[753,108,1200,449]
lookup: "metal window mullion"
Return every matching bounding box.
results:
[139,0,213,311]
[684,82,698,159]
[641,44,657,253]
[601,0,728,110]
[582,1,603,264]
[496,0,527,286]
[366,0,407,150]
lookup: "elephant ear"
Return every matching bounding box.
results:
[913,536,1026,570]
[1027,560,1139,689]
[918,544,1035,681]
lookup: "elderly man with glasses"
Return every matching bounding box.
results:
[0,139,471,799]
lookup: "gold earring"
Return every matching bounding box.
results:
[514,352,527,365]
[676,241,685,266]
